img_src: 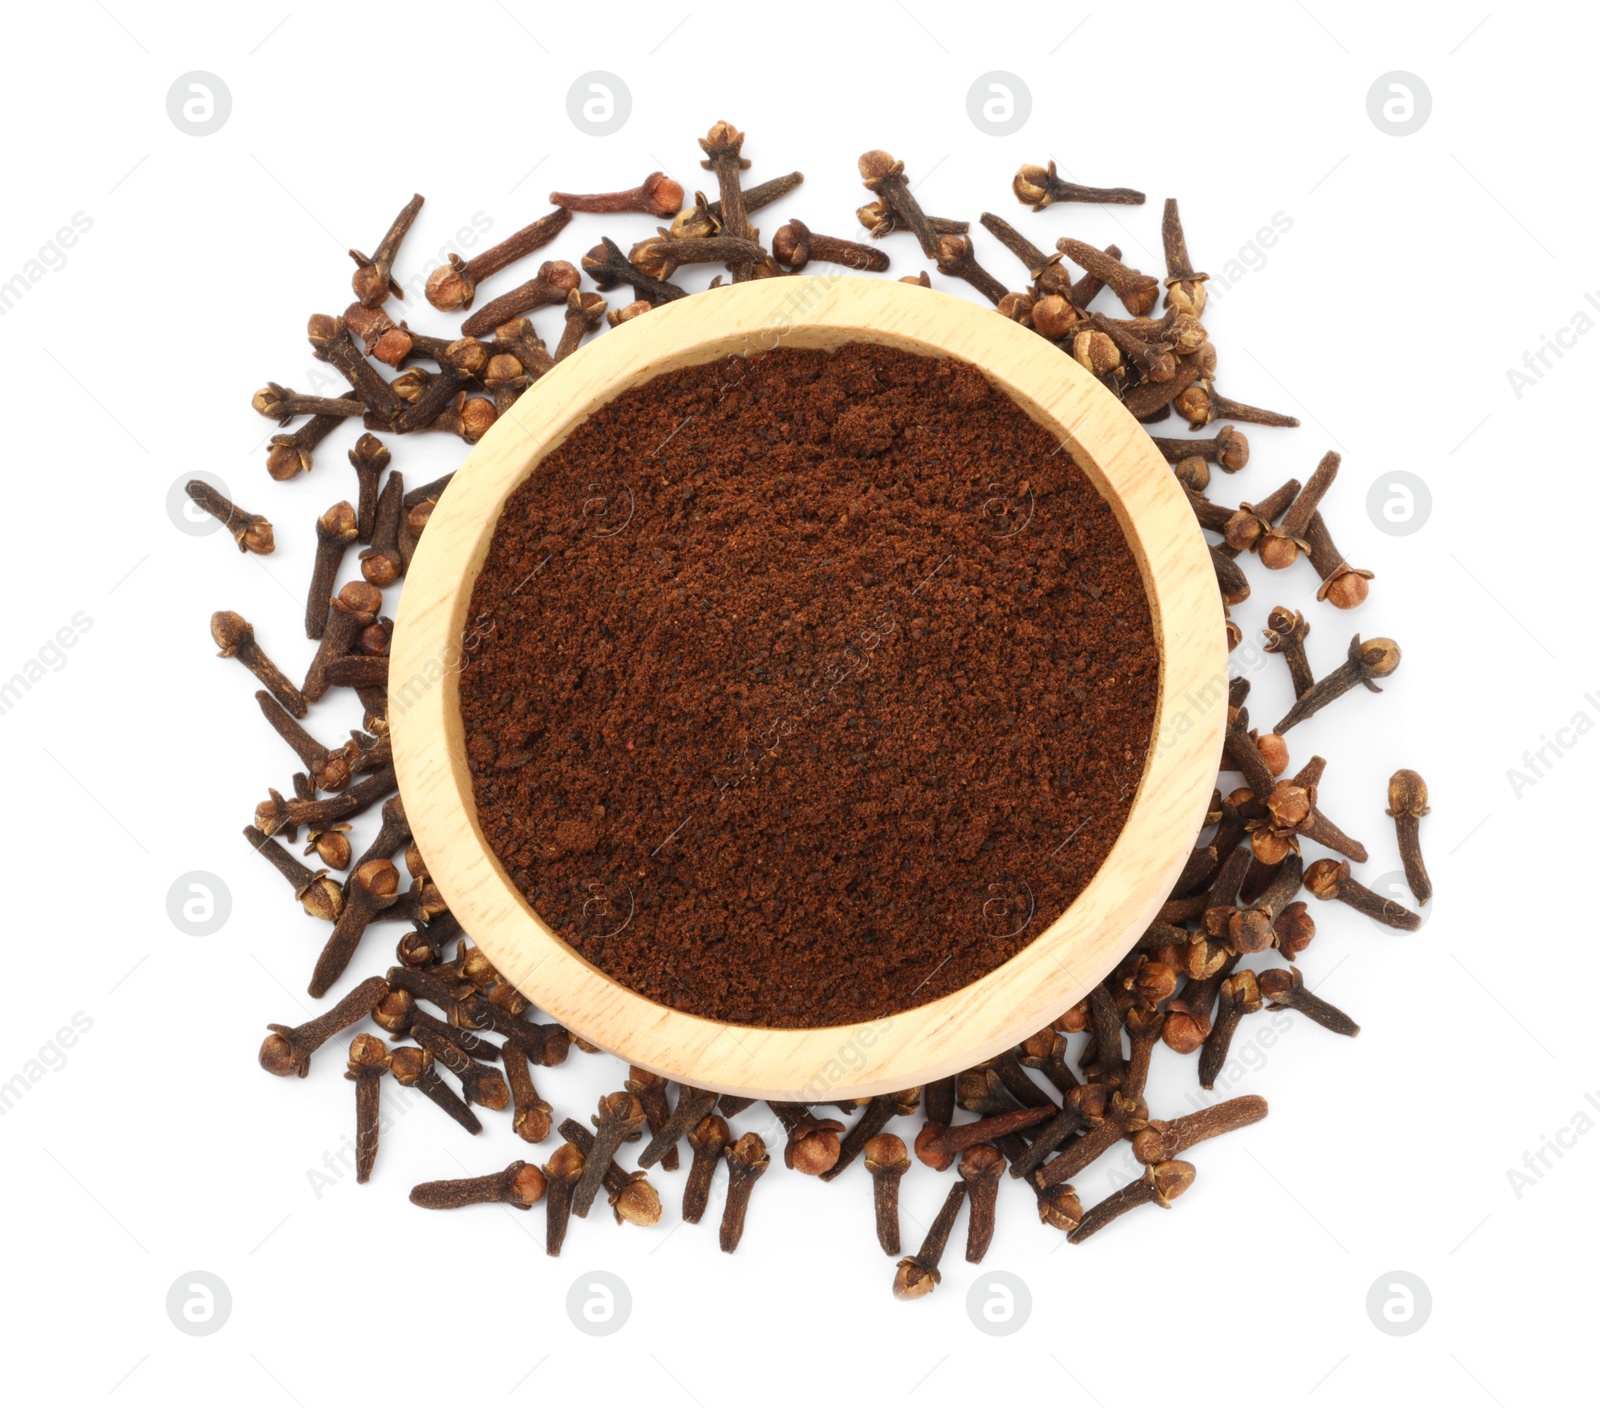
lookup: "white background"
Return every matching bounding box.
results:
[0,2,1587,1403]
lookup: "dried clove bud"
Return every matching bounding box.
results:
[700,121,760,282]
[720,1132,770,1253]
[550,171,683,218]
[1387,770,1433,905]
[425,209,572,312]
[307,502,359,637]
[772,218,890,272]
[673,171,803,239]
[935,234,1010,304]
[864,1133,911,1256]
[915,1106,1054,1171]
[1199,973,1263,1087]
[266,393,361,480]
[774,1105,846,1176]
[1133,1095,1269,1162]
[389,1044,481,1135]
[1069,1160,1195,1243]
[350,193,423,307]
[1054,238,1160,316]
[893,1183,965,1298]
[1159,198,1210,316]
[570,1092,647,1219]
[243,824,344,922]
[1258,451,1340,571]
[259,975,389,1077]
[1014,160,1144,210]
[1037,1183,1084,1234]
[1258,965,1360,1035]
[353,473,402,587]
[186,481,274,555]
[459,260,581,339]
[504,1038,554,1143]
[822,1087,921,1182]
[212,611,306,718]
[1276,636,1402,734]
[858,149,941,257]
[345,1033,389,1183]
[1304,512,1373,609]
[542,1143,584,1255]
[1304,858,1421,931]
[1262,606,1314,698]
[958,1144,1006,1263]
[683,1114,731,1225]
[308,858,401,998]
[410,1160,546,1211]
[1150,426,1250,473]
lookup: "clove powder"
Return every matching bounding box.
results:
[459,341,1159,1027]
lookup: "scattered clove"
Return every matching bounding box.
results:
[358,473,405,588]
[720,1132,770,1253]
[672,170,803,239]
[243,824,344,921]
[1069,1160,1195,1244]
[1304,859,1422,931]
[581,237,688,304]
[266,393,361,480]
[308,859,401,998]
[915,1107,1054,1171]
[865,1133,911,1256]
[504,1037,554,1143]
[212,611,306,718]
[459,260,581,339]
[683,1114,731,1225]
[772,218,890,272]
[1132,1095,1269,1162]
[1387,770,1433,905]
[700,121,760,282]
[1054,239,1160,316]
[1199,974,1263,1088]
[1160,198,1209,316]
[302,581,383,703]
[425,209,572,312]
[259,976,390,1077]
[389,1045,481,1135]
[1014,160,1145,210]
[186,481,274,555]
[307,502,359,637]
[935,234,1009,304]
[1258,965,1361,1035]
[542,1143,584,1254]
[1304,511,1374,609]
[959,1144,1006,1263]
[550,171,683,218]
[410,1160,545,1211]
[1150,426,1250,472]
[1262,606,1314,698]
[570,1092,646,1219]
[858,149,941,257]
[350,193,423,307]
[823,1088,921,1182]
[893,1183,965,1298]
[346,1033,388,1182]
[1276,636,1403,734]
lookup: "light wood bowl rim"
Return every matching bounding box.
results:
[391,275,1226,1100]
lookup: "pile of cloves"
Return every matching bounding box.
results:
[206,121,1431,1295]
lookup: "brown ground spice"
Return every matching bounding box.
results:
[458,342,1159,1028]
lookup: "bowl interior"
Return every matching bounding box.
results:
[391,275,1226,1099]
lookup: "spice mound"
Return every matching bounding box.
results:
[460,342,1159,1027]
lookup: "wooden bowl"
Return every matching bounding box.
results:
[392,276,1225,1100]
